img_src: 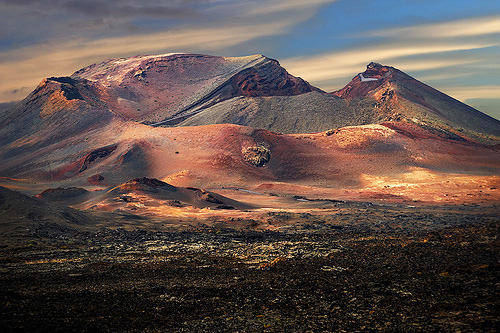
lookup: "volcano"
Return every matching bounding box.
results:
[71,53,318,125]
[0,53,499,210]
[332,62,500,139]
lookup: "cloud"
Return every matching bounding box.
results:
[247,0,336,15]
[0,0,336,102]
[281,42,494,90]
[371,15,500,38]
[0,87,32,104]
[0,0,208,47]
[441,85,500,100]
[0,0,201,18]
[417,71,475,83]
[0,0,336,42]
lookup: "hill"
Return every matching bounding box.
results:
[0,186,97,236]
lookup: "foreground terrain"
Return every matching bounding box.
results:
[1,203,498,332]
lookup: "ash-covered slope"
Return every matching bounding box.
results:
[332,62,500,137]
[0,76,112,148]
[176,91,380,133]
[0,76,116,179]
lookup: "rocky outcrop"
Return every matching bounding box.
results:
[87,174,104,185]
[242,145,271,167]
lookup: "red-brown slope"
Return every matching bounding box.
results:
[2,119,498,204]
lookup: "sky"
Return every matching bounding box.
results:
[1,0,499,119]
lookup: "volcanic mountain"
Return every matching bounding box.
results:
[71,54,498,137]
[180,61,500,138]
[2,53,498,140]
[332,62,500,139]
[71,53,318,125]
[0,53,499,209]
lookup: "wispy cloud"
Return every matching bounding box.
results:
[0,0,336,102]
[371,15,500,38]
[0,0,202,20]
[417,71,475,83]
[0,0,205,47]
[441,85,500,100]
[247,0,335,15]
[282,42,494,89]
[282,15,500,93]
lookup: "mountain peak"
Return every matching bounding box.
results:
[331,63,393,99]
[66,53,316,124]
[367,61,383,68]
[331,62,500,137]
[363,62,394,79]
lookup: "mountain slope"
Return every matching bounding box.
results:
[332,62,500,138]
[176,91,381,133]
[71,53,318,125]
[0,76,112,148]
[0,76,115,180]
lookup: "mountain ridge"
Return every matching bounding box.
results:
[2,53,498,138]
[0,53,499,207]
[70,53,318,125]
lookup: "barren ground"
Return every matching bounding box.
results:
[1,203,498,332]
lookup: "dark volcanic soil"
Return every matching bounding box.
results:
[0,205,499,332]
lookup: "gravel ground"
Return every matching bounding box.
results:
[0,205,499,332]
